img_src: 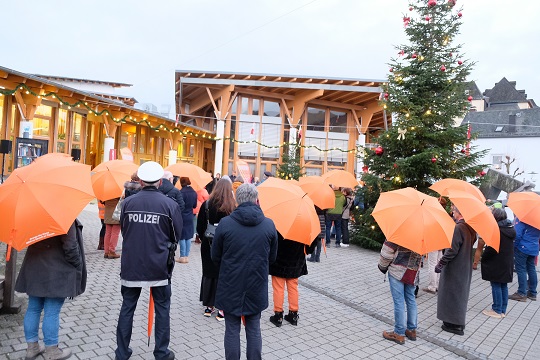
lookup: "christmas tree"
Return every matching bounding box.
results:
[352,0,488,249]
[276,142,304,180]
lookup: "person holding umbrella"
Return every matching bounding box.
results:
[269,232,316,327]
[15,220,86,360]
[178,177,197,263]
[509,217,540,302]
[115,161,183,360]
[481,207,516,318]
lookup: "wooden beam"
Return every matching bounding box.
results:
[14,91,27,119]
[236,88,295,101]
[358,101,384,134]
[285,89,324,127]
[188,85,234,113]
[309,98,367,112]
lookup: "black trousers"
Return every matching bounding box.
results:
[115,285,172,360]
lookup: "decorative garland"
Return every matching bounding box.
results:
[1,83,365,154]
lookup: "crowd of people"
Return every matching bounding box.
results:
[14,164,540,359]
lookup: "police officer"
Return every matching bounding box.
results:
[115,161,183,360]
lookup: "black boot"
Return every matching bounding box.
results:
[97,236,104,250]
[269,311,283,327]
[284,311,298,326]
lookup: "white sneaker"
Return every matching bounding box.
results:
[341,243,349,247]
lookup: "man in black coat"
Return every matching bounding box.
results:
[211,183,278,360]
[116,162,183,360]
[158,170,185,212]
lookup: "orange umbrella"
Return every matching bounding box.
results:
[446,189,500,252]
[322,170,358,189]
[258,178,320,245]
[430,178,486,203]
[165,163,212,191]
[507,192,540,229]
[91,160,138,201]
[0,154,95,259]
[298,177,335,210]
[372,187,455,255]
[148,291,154,346]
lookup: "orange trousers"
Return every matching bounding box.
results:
[271,276,299,313]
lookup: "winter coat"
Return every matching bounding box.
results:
[124,180,142,198]
[211,202,278,316]
[158,178,185,212]
[481,219,516,283]
[120,187,183,282]
[104,198,120,225]
[514,217,540,256]
[327,190,345,218]
[180,185,197,239]
[15,219,87,298]
[378,240,422,285]
[437,220,476,326]
[269,233,316,279]
[196,199,229,279]
[341,195,354,220]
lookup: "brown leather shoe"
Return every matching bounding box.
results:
[405,329,417,341]
[107,252,120,259]
[383,330,405,345]
[104,252,108,259]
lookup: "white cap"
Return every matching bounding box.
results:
[137,161,164,183]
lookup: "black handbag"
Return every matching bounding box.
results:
[204,201,218,243]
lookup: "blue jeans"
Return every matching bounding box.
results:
[325,216,341,245]
[116,285,172,360]
[24,296,65,346]
[224,312,262,360]
[491,282,508,314]
[515,248,538,297]
[179,239,192,257]
[388,275,417,336]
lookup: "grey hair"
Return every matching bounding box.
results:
[162,170,173,181]
[221,175,232,183]
[235,183,258,205]
[141,179,161,188]
[492,208,507,222]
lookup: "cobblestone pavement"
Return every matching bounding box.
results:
[1,203,539,359]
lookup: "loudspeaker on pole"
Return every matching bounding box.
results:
[0,139,12,154]
[71,148,82,161]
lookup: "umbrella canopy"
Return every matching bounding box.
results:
[507,192,540,229]
[0,154,95,258]
[321,170,358,189]
[298,177,335,210]
[372,187,455,255]
[91,160,138,201]
[446,189,500,252]
[165,163,212,191]
[258,177,320,245]
[430,178,486,203]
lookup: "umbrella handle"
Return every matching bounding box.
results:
[6,244,12,261]
[148,290,155,346]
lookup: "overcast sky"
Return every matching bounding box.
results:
[2,0,539,117]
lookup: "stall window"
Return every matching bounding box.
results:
[306,107,325,131]
[32,104,52,137]
[120,123,137,153]
[263,100,280,117]
[56,109,68,153]
[139,127,146,153]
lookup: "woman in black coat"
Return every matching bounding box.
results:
[178,177,197,263]
[15,219,87,359]
[269,233,316,327]
[481,207,516,318]
[196,178,236,320]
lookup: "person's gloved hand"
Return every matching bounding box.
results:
[434,262,444,273]
[378,264,388,274]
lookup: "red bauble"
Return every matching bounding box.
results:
[458,12,462,17]
[448,0,456,7]
[393,163,398,169]
[458,59,463,65]
[477,170,486,177]
[384,92,389,99]
[375,146,384,156]
[440,65,446,72]
[461,148,466,154]
[409,6,413,11]
[425,16,431,21]
[467,95,473,102]
[389,67,394,72]
[428,0,437,7]
[362,165,369,173]
[431,157,437,163]
[449,52,453,57]
[412,53,417,59]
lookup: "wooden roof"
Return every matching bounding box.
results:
[33,74,132,88]
[175,70,387,133]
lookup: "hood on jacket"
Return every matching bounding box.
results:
[124,180,142,192]
[230,202,266,226]
[158,178,175,193]
[498,219,516,239]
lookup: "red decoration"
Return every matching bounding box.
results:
[384,93,389,99]
[448,0,456,7]
[458,12,462,17]
[398,50,405,56]
[425,16,431,21]
[409,6,413,11]
[431,157,437,163]
[478,170,486,177]
[403,16,411,27]
[440,65,446,72]
[449,52,453,57]
[393,163,398,169]
[467,95,473,102]
[461,149,466,154]
[389,67,394,72]
[458,59,463,65]
[428,0,437,7]
[362,165,369,173]
[375,146,384,156]
[412,53,417,59]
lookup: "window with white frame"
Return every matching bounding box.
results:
[492,155,503,169]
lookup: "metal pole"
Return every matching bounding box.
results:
[1,247,21,314]
[1,153,5,184]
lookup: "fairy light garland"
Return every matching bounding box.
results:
[1,83,368,154]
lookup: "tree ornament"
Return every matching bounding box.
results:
[448,0,456,7]
[403,16,411,27]
[412,53,417,59]
[389,67,394,72]
[398,50,405,56]
[458,12,462,17]
[428,0,437,7]
[409,6,413,11]
[467,95,473,102]
[477,170,486,177]
[431,157,437,163]
[461,148,466,154]
[397,128,407,140]
[393,163,398,169]
[425,16,431,21]
[458,59,463,65]
[384,92,389,99]
[440,65,446,71]
[362,165,369,173]
[375,146,384,156]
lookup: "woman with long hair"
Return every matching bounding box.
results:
[196,178,236,320]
